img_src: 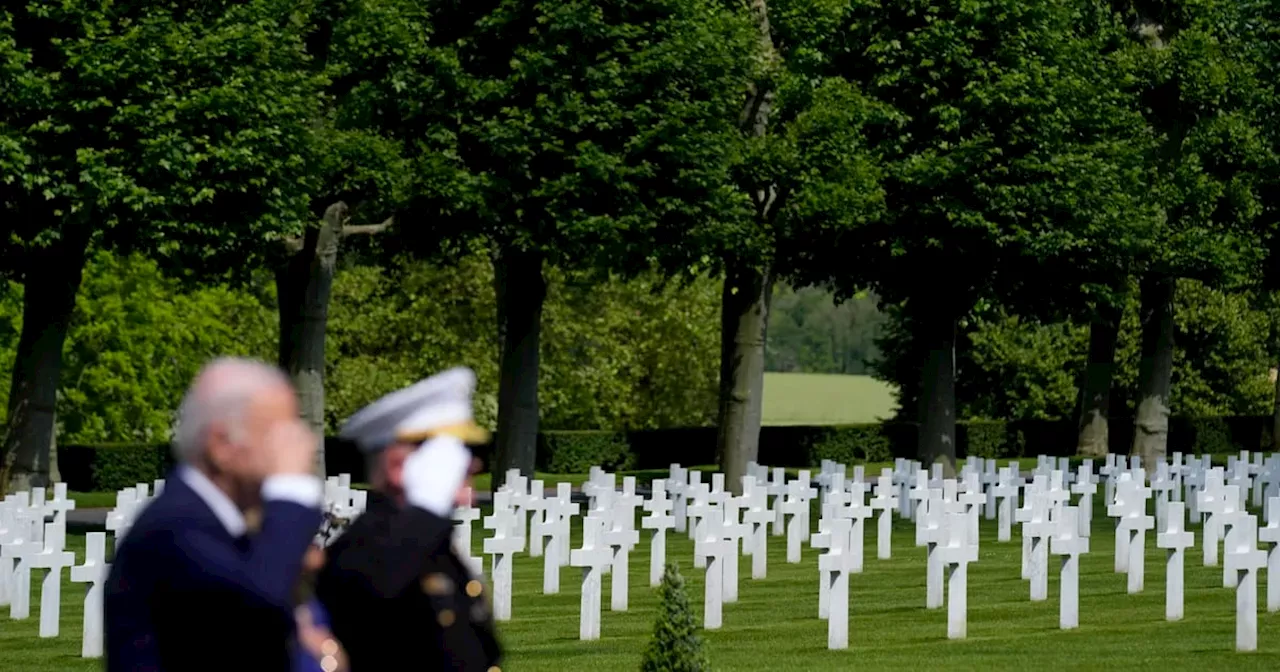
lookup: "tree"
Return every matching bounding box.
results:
[402,0,757,486]
[791,0,1153,470]
[0,0,322,490]
[1114,0,1276,465]
[640,563,709,672]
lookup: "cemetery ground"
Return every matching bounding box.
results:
[5,498,1280,669]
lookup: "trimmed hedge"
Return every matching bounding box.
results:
[57,414,1274,491]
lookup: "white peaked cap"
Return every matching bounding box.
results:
[339,367,488,453]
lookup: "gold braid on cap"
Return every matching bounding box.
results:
[396,420,490,445]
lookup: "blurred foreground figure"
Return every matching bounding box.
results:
[105,358,325,672]
[316,367,502,671]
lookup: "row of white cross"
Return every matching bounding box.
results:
[0,482,113,658]
[0,474,370,661]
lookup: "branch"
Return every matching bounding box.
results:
[341,215,393,237]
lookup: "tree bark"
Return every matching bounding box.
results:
[916,313,958,474]
[1131,275,1176,466]
[277,202,349,477]
[715,263,773,494]
[1075,300,1123,457]
[1,226,92,493]
[491,246,546,489]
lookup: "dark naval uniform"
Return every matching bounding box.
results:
[316,491,501,671]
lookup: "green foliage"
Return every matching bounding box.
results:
[0,0,323,274]
[539,431,635,474]
[0,250,722,442]
[640,563,708,672]
[963,422,1026,460]
[806,425,891,465]
[766,285,887,375]
[876,279,1273,423]
[1188,418,1241,455]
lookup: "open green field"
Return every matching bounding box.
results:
[762,372,898,426]
[7,497,1280,670]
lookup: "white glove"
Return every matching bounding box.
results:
[403,435,471,517]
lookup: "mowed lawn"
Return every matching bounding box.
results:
[762,373,898,426]
[7,498,1280,670]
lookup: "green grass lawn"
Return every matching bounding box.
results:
[762,372,898,425]
[6,497,1280,670]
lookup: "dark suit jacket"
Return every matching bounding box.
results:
[105,471,322,672]
[316,492,502,671]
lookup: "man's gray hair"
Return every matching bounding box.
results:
[172,357,292,463]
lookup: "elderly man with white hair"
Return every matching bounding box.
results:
[105,357,325,672]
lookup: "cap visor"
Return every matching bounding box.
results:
[397,420,491,446]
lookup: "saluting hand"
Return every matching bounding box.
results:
[265,419,318,476]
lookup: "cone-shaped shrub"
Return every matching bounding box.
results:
[640,563,709,672]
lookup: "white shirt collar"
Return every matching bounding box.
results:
[179,465,247,537]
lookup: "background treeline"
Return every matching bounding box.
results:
[1,252,1273,446]
[5,0,1280,492]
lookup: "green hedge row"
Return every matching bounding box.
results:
[56,415,1272,491]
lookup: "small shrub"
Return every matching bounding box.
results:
[539,431,636,473]
[59,443,172,491]
[640,563,709,672]
[807,424,892,464]
[1190,417,1238,454]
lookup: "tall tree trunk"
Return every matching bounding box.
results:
[712,0,779,495]
[492,246,546,489]
[1131,275,1176,466]
[916,313,958,474]
[1075,300,1123,457]
[276,202,348,477]
[1,227,92,493]
[715,262,773,494]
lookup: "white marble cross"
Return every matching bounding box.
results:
[451,504,483,576]
[482,491,525,621]
[70,531,109,658]
[603,496,640,612]
[719,489,748,604]
[1219,484,1246,589]
[1197,468,1227,567]
[915,495,945,609]
[105,487,139,544]
[992,469,1019,543]
[669,464,689,534]
[1157,500,1194,621]
[1015,474,1045,581]
[641,480,675,587]
[844,480,872,573]
[684,471,704,540]
[505,472,533,548]
[1110,473,1154,594]
[686,486,716,570]
[46,483,76,529]
[783,477,813,564]
[1021,485,1054,602]
[1070,463,1097,538]
[524,479,548,558]
[569,515,612,640]
[1050,506,1088,630]
[1045,470,1071,522]
[939,510,977,639]
[4,524,36,619]
[1261,496,1280,613]
[871,473,899,560]
[908,469,933,525]
[818,517,856,649]
[1224,513,1266,652]
[982,460,999,521]
[742,478,773,580]
[695,508,732,630]
[542,483,580,593]
[1151,462,1175,532]
[958,472,984,546]
[768,467,788,537]
[30,521,75,637]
